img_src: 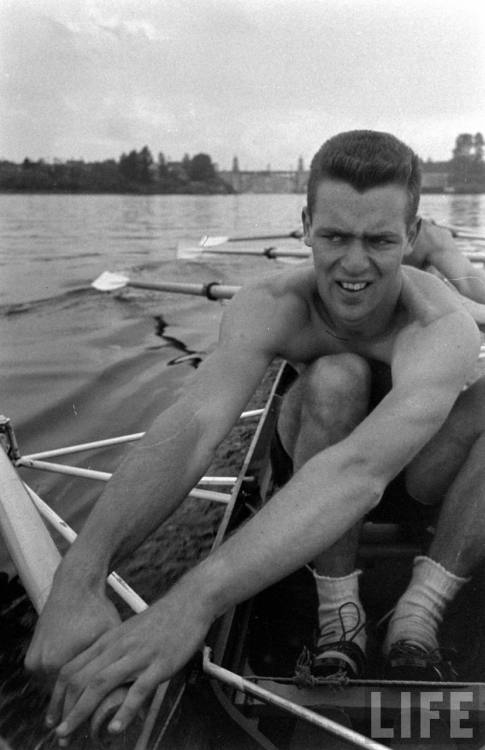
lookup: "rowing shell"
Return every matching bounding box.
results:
[149,362,485,750]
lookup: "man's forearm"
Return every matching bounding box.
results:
[58,398,221,581]
[54,342,273,589]
[181,442,384,620]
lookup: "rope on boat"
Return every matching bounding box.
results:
[294,645,350,689]
[203,647,391,750]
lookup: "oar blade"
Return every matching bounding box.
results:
[92,271,130,291]
[176,241,205,260]
[176,236,232,261]
[200,235,230,247]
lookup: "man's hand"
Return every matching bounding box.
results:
[25,580,121,683]
[44,578,213,742]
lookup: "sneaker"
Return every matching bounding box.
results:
[312,600,367,678]
[385,640,457,682]
[313,639,366,678]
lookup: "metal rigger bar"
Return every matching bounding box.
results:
[202,648,391,750]
[12,408,264,504]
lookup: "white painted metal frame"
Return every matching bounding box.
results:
[15,408,265,505]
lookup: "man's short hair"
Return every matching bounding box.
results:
[307,130,422,227]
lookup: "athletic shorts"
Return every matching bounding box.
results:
[270,360,437,528]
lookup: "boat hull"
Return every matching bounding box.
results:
[152,362,485,749]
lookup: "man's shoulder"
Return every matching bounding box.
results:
[398,267,480,361]
[219,265,317,347]
[235,264,316,311]
[402,264,447,289]
[401,265,473,323]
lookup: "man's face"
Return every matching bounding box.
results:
[303,179,416,333]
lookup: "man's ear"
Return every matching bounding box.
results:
[302,207,312,247]
[404,217,420,255]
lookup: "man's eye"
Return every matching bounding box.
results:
[370,237,394,247]
[322,234,344,243]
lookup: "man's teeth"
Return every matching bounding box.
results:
[339,281,369,292]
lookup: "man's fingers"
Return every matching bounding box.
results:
[106,669,160,734]
[45,640,107,725]
[46,637,116,726]
[55,657,139,739]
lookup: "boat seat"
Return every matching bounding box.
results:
[358,521,424,559]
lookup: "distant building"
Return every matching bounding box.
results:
[218,157,308,193]
[218,157,451,194]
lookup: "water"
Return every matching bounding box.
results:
[1,192,484,572]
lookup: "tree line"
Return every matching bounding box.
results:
[447,133,485,192]
[0,134,484,193]
[0,147,232,194]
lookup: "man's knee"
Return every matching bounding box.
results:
[300,353,371,418]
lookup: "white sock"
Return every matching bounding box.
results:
[314,569,366,654]
[384,555,469,655]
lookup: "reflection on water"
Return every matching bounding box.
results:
[447,195,484,228]
[418,193,485,231]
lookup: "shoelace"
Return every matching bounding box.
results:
[317,601,366,648]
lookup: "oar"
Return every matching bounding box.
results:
[92,271,240,300]
[191,224,485,249]
[435,223,485,242]
[464,251,485,262]
[178,242,485,264]
[177,240,309,261]
[200,229,303,247]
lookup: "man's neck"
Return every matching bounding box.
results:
[316,277,404,342]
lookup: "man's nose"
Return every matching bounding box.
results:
[340,239,369,274]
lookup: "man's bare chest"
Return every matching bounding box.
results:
[280,321,396,368]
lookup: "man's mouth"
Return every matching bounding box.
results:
[336,281,371,292]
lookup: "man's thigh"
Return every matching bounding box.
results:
[274,356,390,476]
[405,375,485,505]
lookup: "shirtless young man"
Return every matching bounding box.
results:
[27,130,485,742]
[406,218,485,305]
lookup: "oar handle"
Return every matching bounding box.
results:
[127,280,240,299]
[228,230,303,243]
[265,247,309,259]
[437,223,485,242]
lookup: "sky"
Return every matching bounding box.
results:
[1,0,484,170]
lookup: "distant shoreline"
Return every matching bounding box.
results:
[1,189,485,196]
[0,186,233,195]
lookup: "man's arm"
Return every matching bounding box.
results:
[26,286,281,678]
[46,309,480,740]
[411,220,485,303]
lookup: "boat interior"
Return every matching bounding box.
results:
[158,364,485,749]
